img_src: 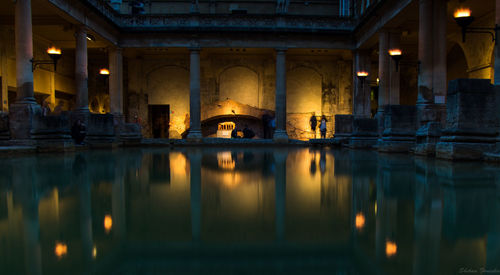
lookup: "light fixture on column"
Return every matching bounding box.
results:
[453,8,499,45]
[356,71,369,82]
[388,49,402,72]
[31,46,62,72]
[99,68,110,75]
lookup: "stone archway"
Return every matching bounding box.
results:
[219,66,260,108]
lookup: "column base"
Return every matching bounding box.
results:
[187,130,203,142]
[9,102,41,139]
[273,130,289,143]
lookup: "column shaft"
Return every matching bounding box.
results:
[75,27,89,112]
[109,47,123,116]
[187,49,202,139]
[389,32,401,105]
[432,0,447,101]
[353,50,371,118]
[378,31,389,112]
[273,49,288,142]
[417,0,434,104]
[15,0,35,102]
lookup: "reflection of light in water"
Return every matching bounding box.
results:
[170,152,188,178]
[386,240,397,257]
[375,201,377,215]
[221,171,241,188]
[355,213,365,230]
[217,152,235,170]
[55,242,67,258]
[93,245,97,259]
[104,215,112,233]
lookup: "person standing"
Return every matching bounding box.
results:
[309,114,317,138]
[320,115,327,139]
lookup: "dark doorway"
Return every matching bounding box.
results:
[149,104,170,138]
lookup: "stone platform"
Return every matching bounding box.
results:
[378,105,417,153]
[347,118,378,149]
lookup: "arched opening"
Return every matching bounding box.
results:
[219,66,259,108]
[447,44,469,84]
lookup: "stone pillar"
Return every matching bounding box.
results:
[432,0,447,103]
[0,29,8,112]
[353,50,371,118]
[389,32,401,105]
[15,0,35,103]
[378,31,389,114]
[495,0,500,84]
[274,48,289,142]
[418,0,433,106]
[109,47,123,122]
[187,48,202,140]
[75,26,89,115]
[10,0,41,139]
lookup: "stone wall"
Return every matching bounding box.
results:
[126,50,352,140]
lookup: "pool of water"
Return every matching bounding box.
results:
[0,147,499,274]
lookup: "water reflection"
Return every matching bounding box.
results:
[0,148,499,274]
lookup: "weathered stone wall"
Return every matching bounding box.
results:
[126,51,352,140]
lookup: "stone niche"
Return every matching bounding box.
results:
[436,79,500,160]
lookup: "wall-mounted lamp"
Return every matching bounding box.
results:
[99,68,110,75]
[86,34,96,42]
[453,8,499,45]
[31,46,62,72]
[356,71,369,82]
[388,49,402,72]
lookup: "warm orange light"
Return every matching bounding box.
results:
[386,240,397,257]
[454,8,471,18]
[47,46,61,55]
[54,242,68,258]
[357,71,369,77]
[104,215,112,233]
[99,68,110,75]
[388,49,402,56]
[355,213,366,230]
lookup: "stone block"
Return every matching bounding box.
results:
[414,122,441,156]
[0,112,10,140]
[348,118,378,149]
[31,111,74,152]
[436,79,500,160]
[333,114,353,144]
[378,105,417,153]
[9,103,41,140]
[119,122,143,146]
[87,114,116,147]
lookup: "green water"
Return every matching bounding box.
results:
[0,147,499,275]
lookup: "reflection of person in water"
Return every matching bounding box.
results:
[319,151,326,174]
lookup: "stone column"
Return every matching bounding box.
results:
[15,0,35,103]
[274,48,289,142]
[432,0,447,104]
[187,48,202,140]
[0,29,9,111]
[75,26,89,115]
[417,0,434,106]
[494,0,500,84]
[109,47,124,122]
[389,32,401,105]
[378,31,389,114]
[10,0,40,139]
[353,50,371,118]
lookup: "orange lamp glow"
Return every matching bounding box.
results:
[47,46,61,55]
[357,71,369,77]
[355,213,366,230]
[385,240,397,257]
[54,242,68,258]
[99,68,110,75]
[104,214,112,233]
[388,49,402,56]
[454,8,471,18]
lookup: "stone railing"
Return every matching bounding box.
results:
[81,0,355,33]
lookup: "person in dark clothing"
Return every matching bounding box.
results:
[243,125,255,139]
[71,119,86,145]
[320,115,327,139]
[309,114,317,131]
[231,128,240,138]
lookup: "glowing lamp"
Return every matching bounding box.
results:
[54,242,68,258]
[388,49,403,72]
[31,46,62,71]
[355,213,365,230]
[357,71,368,77]
[453,8,475,43]
[385,240,397,257]
[99,68,110,75]
[104,214,112,233]
[454,8,471,19]
[47,46,61,55]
